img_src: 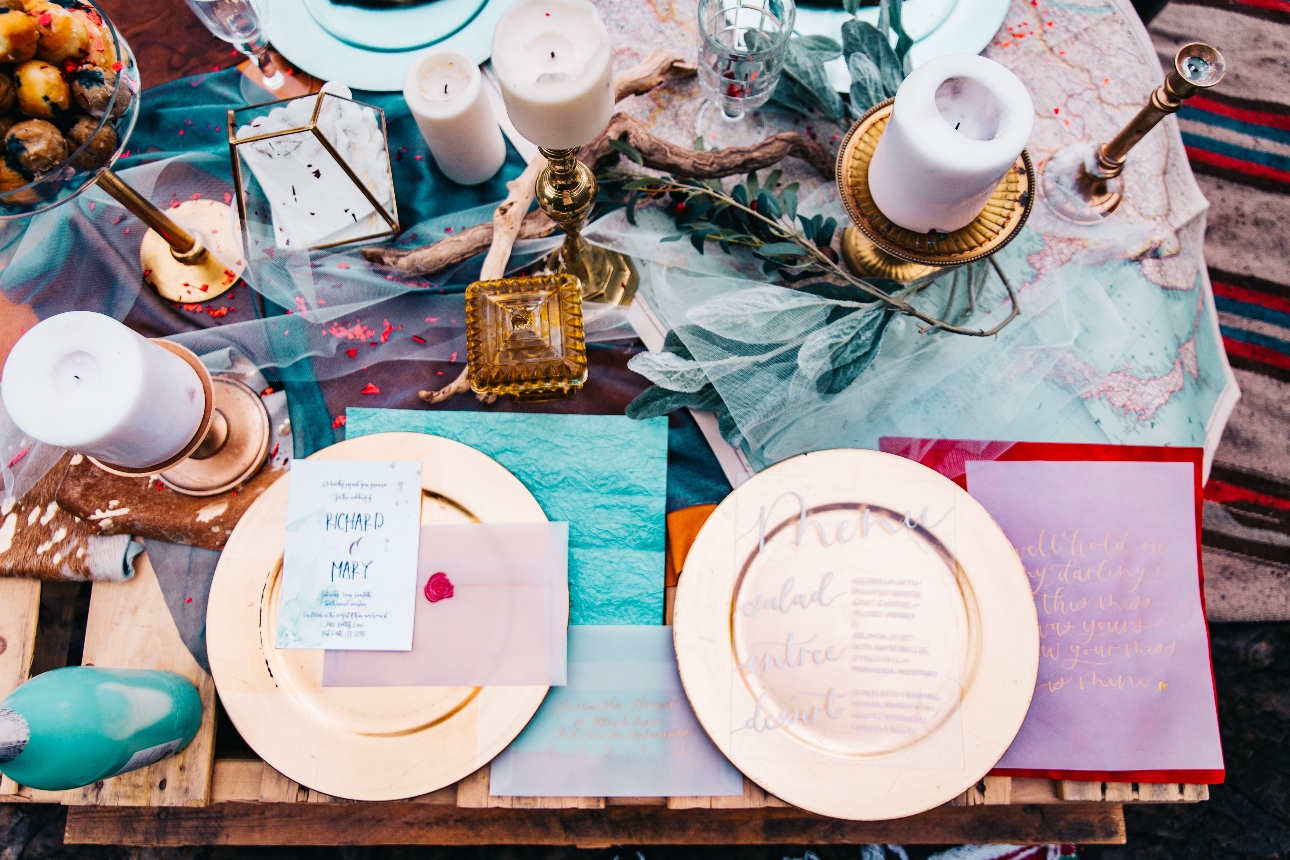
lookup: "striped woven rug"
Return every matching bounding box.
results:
[1151,0,1290,621]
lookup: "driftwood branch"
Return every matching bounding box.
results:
[418,156,547,404]
[580,113,836,178]
[613,51,696,101]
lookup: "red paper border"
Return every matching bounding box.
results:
[880,438,1225,785]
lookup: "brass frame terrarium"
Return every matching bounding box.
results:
[227,91,399,254]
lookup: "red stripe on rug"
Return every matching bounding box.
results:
[1230,0,1290,13]
[1223,336,1290,370]
[1185,146,1290,185]
[1188,94,1290,133]
[1213,281,1290,315]
[1206,480,1290,511]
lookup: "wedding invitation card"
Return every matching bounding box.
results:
[882,438,1225,782]
[322,522,569,687]
[276,460,422,651]
[488,626,743,797]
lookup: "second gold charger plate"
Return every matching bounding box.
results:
[673,449,1038,820]
[207,431,556,801]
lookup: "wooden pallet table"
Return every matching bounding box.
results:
[0,546,1209,847]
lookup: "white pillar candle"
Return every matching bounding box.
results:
[403,51,507,186]
[490,0,614,150]
[868,54,1034,234]
[1,312,206,469]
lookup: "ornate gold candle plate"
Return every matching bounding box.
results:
[836,99,1035,281]
[464,273,588,400]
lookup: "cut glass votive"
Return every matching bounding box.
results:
[465,274,588,399]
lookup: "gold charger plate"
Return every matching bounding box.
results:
[836,99,1035,268]
[673,449,1038,820]
[207,432,556,801]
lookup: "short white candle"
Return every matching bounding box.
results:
[403,51,507,186]
[490,0,614,150]
[1,312,206,469]
[868,54,1034,234]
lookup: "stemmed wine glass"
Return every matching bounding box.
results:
[181,0,287,104]
[696,0,796,148]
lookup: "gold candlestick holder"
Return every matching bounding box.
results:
[535,147,638,304]
[89,339,271,496]
[836,99,1035,281]
[95,170,245,303]
[1039,43,1226,224]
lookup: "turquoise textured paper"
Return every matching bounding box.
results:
[346,409,668,625]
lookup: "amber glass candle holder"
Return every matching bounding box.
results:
[464,274,588,400]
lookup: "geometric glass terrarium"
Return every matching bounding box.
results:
[464,274,588,399]
[227,91,398,257]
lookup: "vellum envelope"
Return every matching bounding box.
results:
[673,449,1037,820]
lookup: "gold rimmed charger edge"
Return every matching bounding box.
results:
[206,431,556,801]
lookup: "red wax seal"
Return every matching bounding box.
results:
[424,572,454,603]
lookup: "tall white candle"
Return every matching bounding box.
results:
[490,0,614,150]
[1,312,206,469]
[868,54,1034,234]
[403,51,507,186]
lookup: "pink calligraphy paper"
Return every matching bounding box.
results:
[971,459,1223,780]
[881,438,1224,783]
[321,522,568,687]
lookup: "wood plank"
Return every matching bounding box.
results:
[257,766,304,804]
[0,577,41,799]
[63,553,217,808]
[1058,780,1104,801]
[62,801,1128,846]
[210,761,265,803]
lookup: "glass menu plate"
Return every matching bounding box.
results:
[673,448,1037,820]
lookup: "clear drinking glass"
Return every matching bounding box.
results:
[182,0,286,102]
[696,0,795,144]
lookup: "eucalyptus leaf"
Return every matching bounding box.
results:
[848,52,886,116]
[626,350,711,392]
[781,183,799,221]
[687,286,834,343]
[608,138,644,165]
[757,242,808,256]
[794,34,842,61]
[843,0,859,14]
[625,383,723,419]
[779,39,846,123]
[841,19,902,98]
[879,0,914,62]
[794,305,893,395]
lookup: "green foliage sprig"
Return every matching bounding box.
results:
[597,164,1019,338]
[768,0,914,124]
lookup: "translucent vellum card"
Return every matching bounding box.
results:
[729,473,967,770]
[277,460,422,651]
[967,459,1224,780]
[322,522,569,687]
[488,626,743,797]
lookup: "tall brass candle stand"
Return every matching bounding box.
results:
[94,169,245,302]
[1039,43,1226,224]
[535,147,638,304]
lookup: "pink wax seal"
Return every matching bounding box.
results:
[424,572,454,603]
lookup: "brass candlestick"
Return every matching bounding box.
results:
[95,170,245,302]
[535,147,638,304]
[1040,43,1226,224]
[89,339,271,497]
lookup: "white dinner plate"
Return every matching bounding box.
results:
[794,0,1012,91]
[264,0,522,91]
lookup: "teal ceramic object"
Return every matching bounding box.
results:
[0,667,202,791]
